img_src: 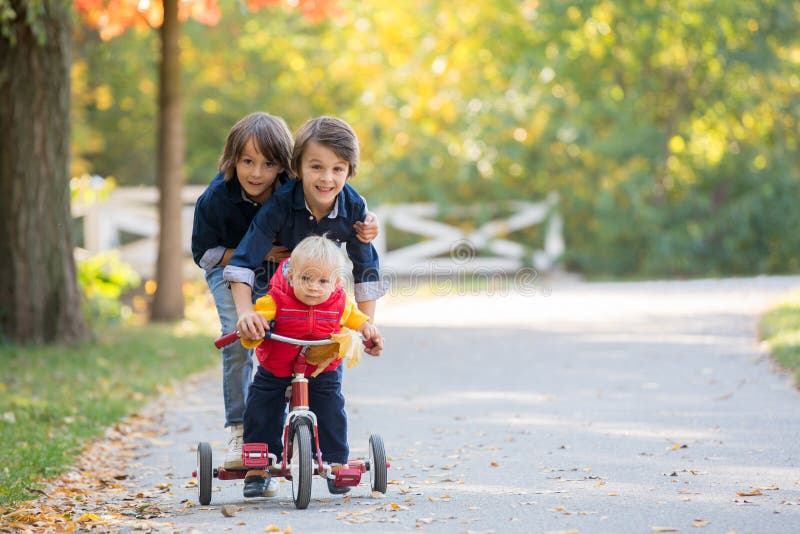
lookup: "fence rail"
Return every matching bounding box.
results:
[72,187,563,279]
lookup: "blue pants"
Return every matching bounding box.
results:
[205,266,267,428]
[243,364,349,465]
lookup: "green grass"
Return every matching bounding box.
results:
[760,290,800,386]
[0,322,218,505]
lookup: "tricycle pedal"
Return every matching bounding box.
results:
[333,468,362,487]
[242,442,270,468]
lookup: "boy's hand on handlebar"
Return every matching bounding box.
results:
[358,322,383,356]
[236,310,271,340]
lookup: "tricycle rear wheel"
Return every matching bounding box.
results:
[197,441,212,505]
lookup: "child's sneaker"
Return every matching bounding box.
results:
[243,470,278,498]
[224,424,244,469]
[326,477,351,495]
[264,477,279,497]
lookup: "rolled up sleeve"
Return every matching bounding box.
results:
[223,264,256,287]
[354,280,387,302]
[199,246,226,271]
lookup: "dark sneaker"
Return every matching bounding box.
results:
[327,477,351,495]
[243,470,269,498]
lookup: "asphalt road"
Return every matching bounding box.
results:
[129,276,800,533]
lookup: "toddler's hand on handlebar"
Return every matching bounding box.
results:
[236,310,271,341]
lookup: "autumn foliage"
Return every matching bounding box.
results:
[74,0,338,40]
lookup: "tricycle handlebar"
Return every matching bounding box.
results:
[214,330,337,349]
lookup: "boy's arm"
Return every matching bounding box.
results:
[191,191,226,270]
[223,192,285,293]
[357,300,376,322]
[342,186,386,306]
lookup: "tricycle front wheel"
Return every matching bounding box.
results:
[368,434,387,494]
[290,424,313,509]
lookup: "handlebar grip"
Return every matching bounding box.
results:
[214,331,240,349]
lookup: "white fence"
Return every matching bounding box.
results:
[72,187,563,279]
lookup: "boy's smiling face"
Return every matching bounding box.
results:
[235,137,283,204]
[299,141,349,219]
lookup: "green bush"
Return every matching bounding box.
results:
[77,251,141,327]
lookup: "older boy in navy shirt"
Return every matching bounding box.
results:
[224,116,386,330]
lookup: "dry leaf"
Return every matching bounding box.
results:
[736,489,762,497]
[692,519,710,527]
[490,461,499,467]
[265,525,282,532]
[652,528,679,533]
[221,504,238,517]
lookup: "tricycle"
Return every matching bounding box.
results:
[193,330,388,509]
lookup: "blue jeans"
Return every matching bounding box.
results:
[205,266,267,428]
[244,365,349,464]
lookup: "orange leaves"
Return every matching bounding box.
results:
[74,0,163,40]
[74,0,338,40]
[245,0,340,22]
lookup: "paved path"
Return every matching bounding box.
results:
[129,276,800,533]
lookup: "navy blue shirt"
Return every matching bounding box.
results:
[191,171,290,286]
[223,180,385,301]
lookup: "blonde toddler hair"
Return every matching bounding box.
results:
[287,235,351,283]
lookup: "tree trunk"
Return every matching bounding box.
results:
[0,0,87,343]
[150,0,185,321]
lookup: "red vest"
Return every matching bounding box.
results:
[255,266,346,378]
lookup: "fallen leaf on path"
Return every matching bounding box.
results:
[736,489,762,497]
[221,504,238,517]
[652,527,679,532]
[692,519,710,527]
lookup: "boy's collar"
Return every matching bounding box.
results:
[304,198,339,219]
[292,181,349,219]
